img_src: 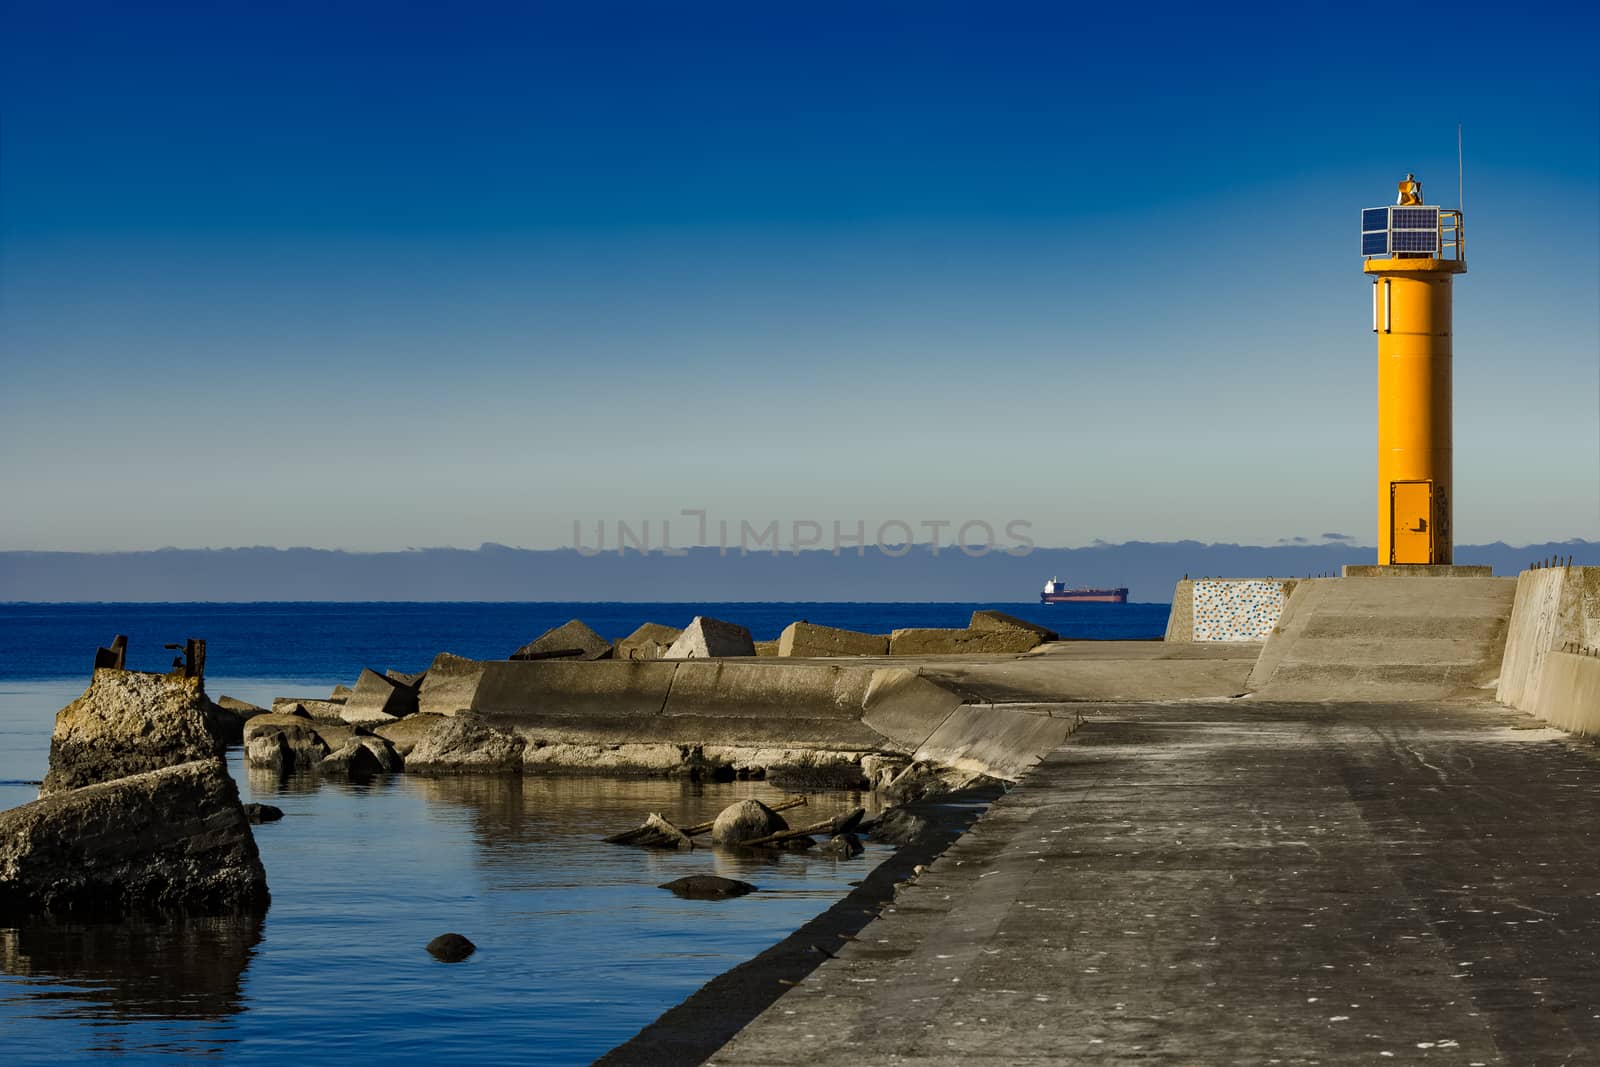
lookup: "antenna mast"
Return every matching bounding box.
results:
[1457,124,1464,212]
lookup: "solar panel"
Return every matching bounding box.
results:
[1362,207,1389,232]
[1362,230,1389,256]
[1390,229,1439,253]
[1391,207,1438,230]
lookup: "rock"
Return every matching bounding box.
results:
[271,698,345,720]
[511,619,612,661]
[776,836,815,851]
[340,669,417,725]
[406,714,525,774]
[710,799,788,845]
[820,833,864,858]
[883,761,994,804]
[777,621,889,658]
[662,616,756,659]
[887,627,1043,656]
[373,713,449,756]
[866,806,938,847]
[969,610,1059,642]
[0,759,269,918]
[243,714,331,773]
[614,623,683,661]
[425,933,476,962]
[658,875,756,900]
[860,753,911,791]
[767,757,870,790]
[521,741,688,775]
[206,696,266,746]
[215,695,267,717]
[318,736,403,777]
[42,670,225,797]
[243,802,284,824]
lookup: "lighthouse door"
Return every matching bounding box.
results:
[1390,480,1435,564]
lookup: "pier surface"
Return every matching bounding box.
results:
[708,698,1600,1065]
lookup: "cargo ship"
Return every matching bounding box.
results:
[1041,577,1128,604]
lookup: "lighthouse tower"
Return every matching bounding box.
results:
[1361,174,1465,565]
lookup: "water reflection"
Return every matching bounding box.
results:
[0,914,263,1022]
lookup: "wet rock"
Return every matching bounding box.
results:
[340,669,417,725]
[243,802,284,824]
[662,616,756,659]
[243,715,331,773]
[0,759,269,918]
[511,619,612,661]
[42,670,225,797]
[373,713,449,757]
[615,622,683,661]
[425,933,476,962]
[407,714,525,774]
[819,833,864,858]
[777,836,816,851]
[883,761,995,804]
[866,806,941,848]
[711,799,788,845]
[659,875,756,900]
[318,736,403,778]
[860,753,911,791]
[767,758,870,790]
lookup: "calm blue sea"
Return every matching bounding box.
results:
[0,602,1166,1065]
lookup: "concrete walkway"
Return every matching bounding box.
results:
[708,700,1600,1065]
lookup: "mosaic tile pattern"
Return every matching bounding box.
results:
[1192,579,1288,642]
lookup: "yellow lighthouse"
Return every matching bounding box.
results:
[1361,174,1465,565]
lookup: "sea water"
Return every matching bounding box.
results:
[0,602,1167,1064]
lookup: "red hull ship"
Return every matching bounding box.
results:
[1041,577,1128,604]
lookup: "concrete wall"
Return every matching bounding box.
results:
[1530,651,1600,735]
[1497,567,1600,714]
[1165,579,1296,642]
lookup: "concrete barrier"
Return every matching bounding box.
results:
[1530,651,1600,735]
[777,622,888,658]
[1497,567,1600,713]
[1165,578,1297,642]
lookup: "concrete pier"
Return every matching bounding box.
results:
[596,569,1600,1064]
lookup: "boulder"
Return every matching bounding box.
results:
[511,619,612,661]
[340,669,417,725]
[0,759,269,918]
[777,621,889,658]
[887,627,1043,656]
[243,714,331,773]
[318,736,403,778]
[710,799,788,845]
[658,875,756,900]
[866,806,938,847]
[272,698,346,720]
[662,616,756,659]
[426,933,476,962]
[243,803,284,824]
[373,713,449,756]
[819,833,864,858]
[614,623,683,661]
[42,670,225,797]
[406,714,525,774]
[969,610,1059,642]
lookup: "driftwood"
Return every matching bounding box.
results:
[735,807,865,849]
[603,797,809,848]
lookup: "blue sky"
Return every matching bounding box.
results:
[2,1,1596,552]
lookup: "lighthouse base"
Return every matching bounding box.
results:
[1342,564,1494,578]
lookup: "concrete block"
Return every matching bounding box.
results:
[340,668,416,725]
[1164,580,1195,641]
[662,616,756,659]
[418,652,486,716]
[1342,564,1494,577]
[1497,567,1599,712]
[1530,651,1600,735]
[615,623,682,661]
[860,668,966,751]
[473,660,677,721]
[912,705,1078,781]
[887,628,1042,655]
[511,619,612,661]
[777,621,888,658]
[754,640,779,657]
[662,662,871,721]
[969,610,1058,642]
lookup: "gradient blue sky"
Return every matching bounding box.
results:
[2,2,1596,552]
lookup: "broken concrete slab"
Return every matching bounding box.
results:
[340,668,417,725]
[418,652,486,716]
[42,670,225,797]
[969,610,1058,642]
[615,623,684,661]
[511,619,613,661]
[887,627,1043,656]
[777,622,889,658]
[663,617,756,659]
